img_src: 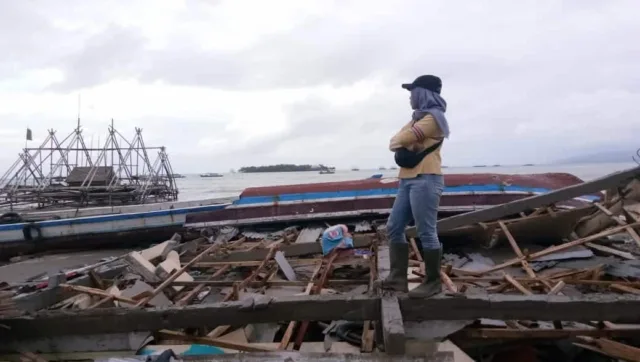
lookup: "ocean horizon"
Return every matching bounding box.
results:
[174,161,638,201]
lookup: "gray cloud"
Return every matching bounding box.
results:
[1,0,639,172]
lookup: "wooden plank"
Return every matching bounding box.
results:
[0,295,379,339]
[361,320,375,353]
[11,294,640,339]
[503,274,533,295]
[198,234,373,262]
[464,327,640,339]
[407,166,640,233]
[381,296,406,355]
[156,330,275,352]
[610,284,640,295]
[477,222,640,275]
[585,242,636,260]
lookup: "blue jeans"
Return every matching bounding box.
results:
[386,174,444,250]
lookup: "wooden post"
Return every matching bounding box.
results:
[376,245,406,355]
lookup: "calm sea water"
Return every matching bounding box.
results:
[175,162,638,201]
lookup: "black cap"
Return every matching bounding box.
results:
[401,75,442,94]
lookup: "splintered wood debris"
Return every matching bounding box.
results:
[2,174,640,361]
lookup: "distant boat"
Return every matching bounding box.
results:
[319,167,336,174]
[200,173,224,178]
[351,167,360,171]
[523,163,535,167]
[390,166,398,170]
[378,167,387,170]
[172,173,186,179]
[473,165,487,168]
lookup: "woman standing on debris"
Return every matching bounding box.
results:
[376,75,450,298]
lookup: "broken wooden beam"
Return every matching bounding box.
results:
[0,294,379,339]
[463,327,640,339]
[585,242,636,260]
[8,294,640,339]
[503,273,533,295]
[407,166,640,233]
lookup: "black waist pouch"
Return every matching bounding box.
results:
[394,140,443,168]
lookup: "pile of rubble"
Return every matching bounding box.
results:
[1,174,640,361]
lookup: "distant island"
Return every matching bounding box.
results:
[239,164,330,173]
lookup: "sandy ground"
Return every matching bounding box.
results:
[0,249,133,284]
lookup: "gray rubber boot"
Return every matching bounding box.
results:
[409,247,442,298]
[373,243,409,293]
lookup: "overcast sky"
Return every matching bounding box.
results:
[1,0,639,173]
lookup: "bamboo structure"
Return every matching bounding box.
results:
[0,121,178,210]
